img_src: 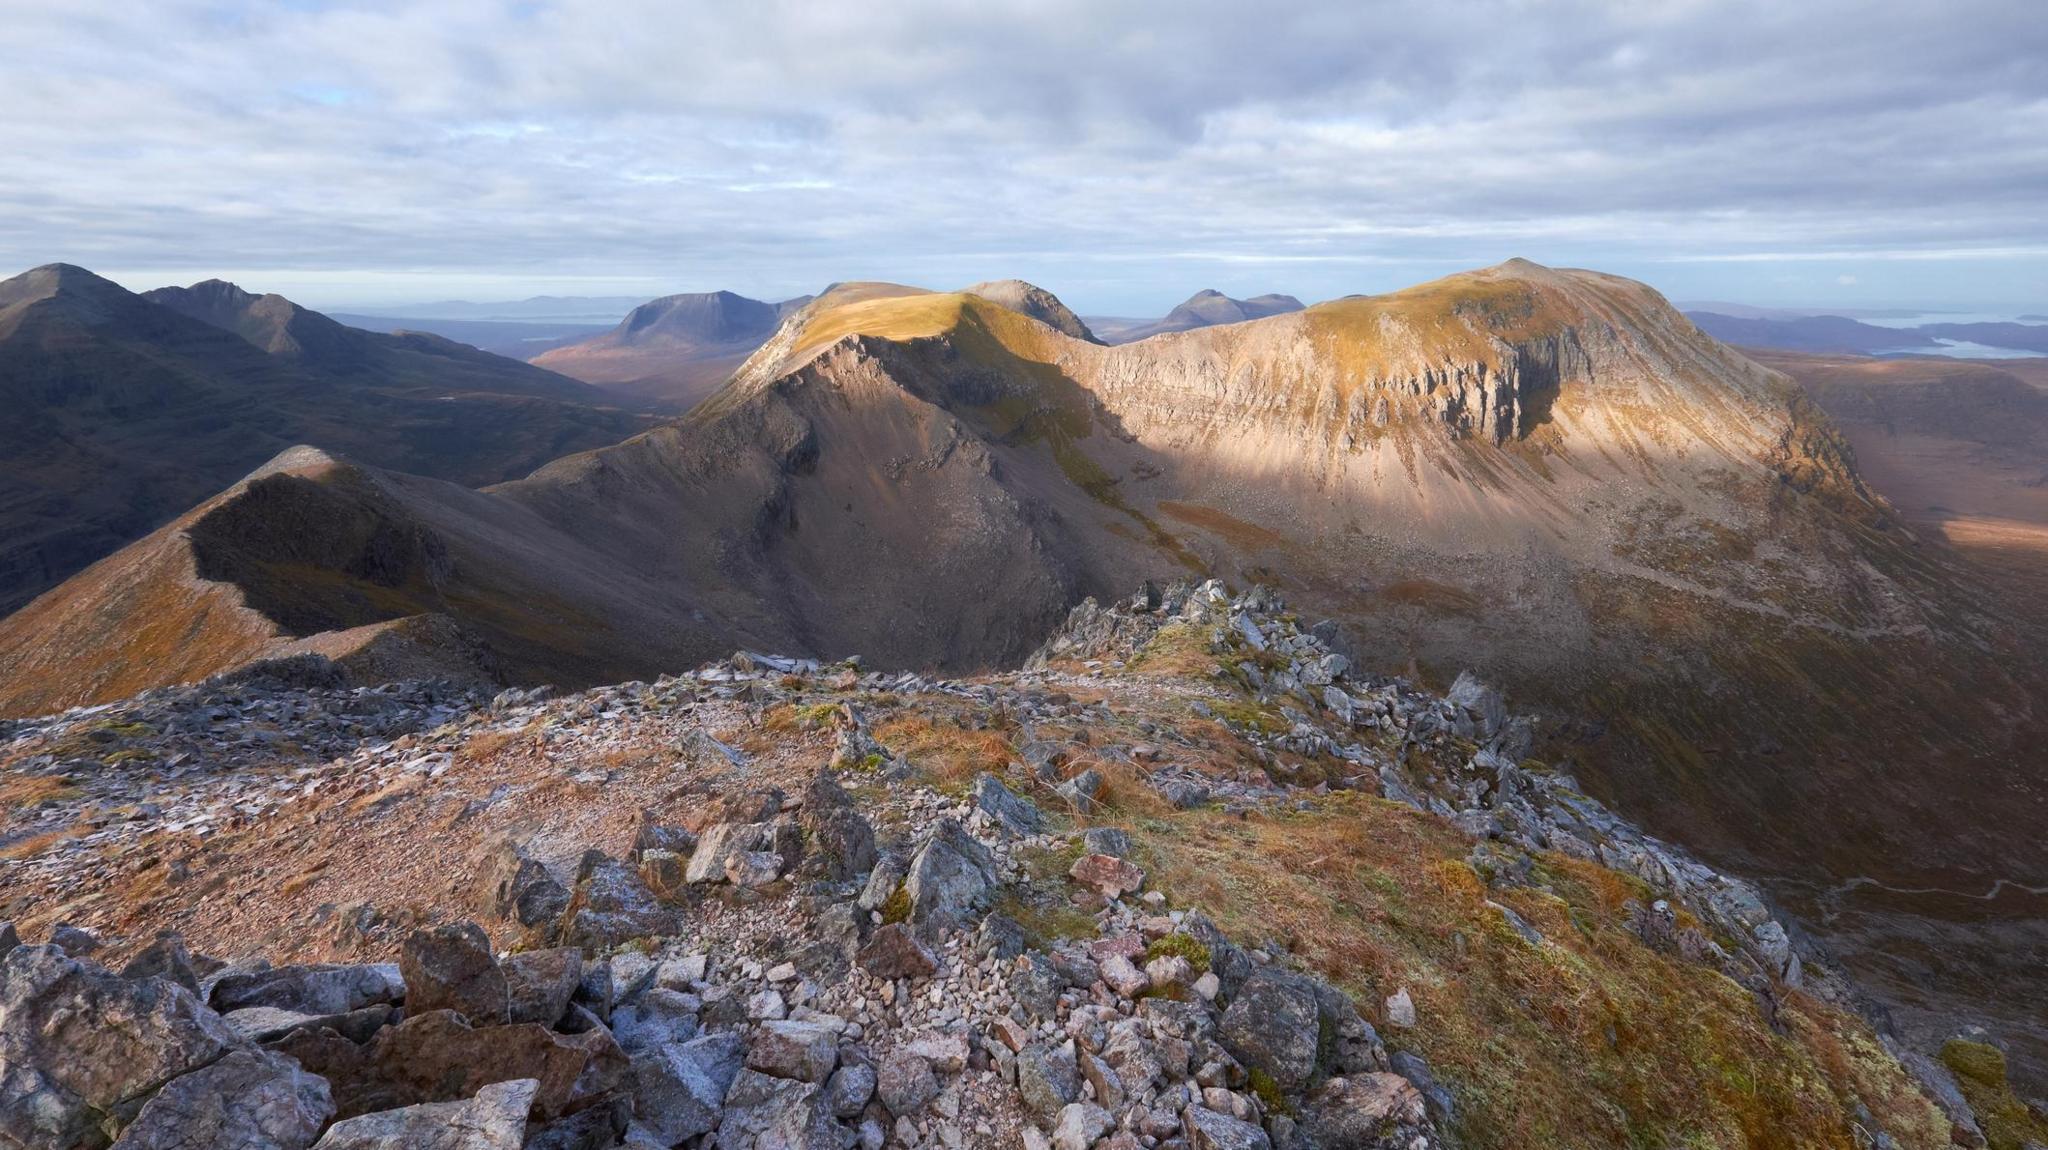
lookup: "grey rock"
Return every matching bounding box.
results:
[1013,1042,1081,1126]
[503,948,583,1027]
[875,1051,938,1116]
[1054,770,1103,814]
[0,923,17,959]
[1009,952,1064,1021]
[747,1020,839,1083]
[310,1077,534,1149]
[211,963,405,1017]
[972,774,1042,836]
[631,1032,745,1145]
[715,1068,844,1150]
[825,1062,876,1118]
[1388,1050,1454,1123]
[686,822,771,885]
[109,1049,332,1150]
[1081,827,1131,859]
[902,819,996,931]
[1218,969,1321,1090]
[0,944,244,1150]
[1184,1105,1271,1150]
[119,932,200,995]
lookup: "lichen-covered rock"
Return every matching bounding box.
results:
[559,852,681,949]
[503,948,583,1028]
[1218,969,1321,1090]
[1297,1073,1428,1147]
[874,1050,938,1116]
[1183,1104,1272,1150]
[857,923,937,981]
[0,944,245,1149]
[109,1049,332,1150]
[972,773,1042,836]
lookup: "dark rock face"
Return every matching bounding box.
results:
[559,852,681,949]
[211,963,405,1017]
[477,836,571,931]
[857,924,938,980]
[630,1032,745,1146]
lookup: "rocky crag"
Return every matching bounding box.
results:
[3,582,2015,1149]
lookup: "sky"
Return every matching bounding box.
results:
[2,0,2045,316]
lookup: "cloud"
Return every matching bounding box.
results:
[1,0,2043,310]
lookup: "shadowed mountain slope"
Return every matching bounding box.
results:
[0,264,654,614]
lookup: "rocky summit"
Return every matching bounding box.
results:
[0,579,2013,1149]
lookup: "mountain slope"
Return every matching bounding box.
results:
[0,264,654,615]
[531,290,812,411]
[965,279,1102,343]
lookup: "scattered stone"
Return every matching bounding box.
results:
[1068,853,1145,899]
[1385,986,1417,1029]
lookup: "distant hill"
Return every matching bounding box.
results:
[331,314,614,360]
[964,279,1101,343]
[1090,289,1305,343]
[345,295,650,323]
[1685,310,1938,354]
[0,264,652,615]
[532,290,811,412]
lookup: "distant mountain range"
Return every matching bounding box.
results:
[330,314,614,359]
[0,264,653,615]
[345,295,652,323]
[1688,309,2048,356]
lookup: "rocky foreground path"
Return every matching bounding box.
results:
[0,582,1995,1148]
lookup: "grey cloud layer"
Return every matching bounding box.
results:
[2,0,2043,308]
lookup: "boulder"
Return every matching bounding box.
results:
[296,1009,624,1122]
[503,948,583,1027]
[223,1003,394,1044]
[972,774,1043,836]
[857,924,937,981]
[747,1020,839,1083]
[210,963,405,1017]
[630,1032,744,1146]
[1013,1042,1081,1126]
[560,853,682,949]
[901,819,995,931]
[0,945,244,1149]
[724,851,784,889]
[401,922,509,1026]
[1052,1102,1114,1150]
[1054,770,1102,814]
[1297,1073,1428,1146]
[1068,854,1145,899]
[1218,969,1321,1090]
[118,932,200,995]
[874,1051,938,1116]
[1098,954,1149,998]
[1183,1105,1272,1150]
[310,1077,535,1150]
[715,1068,845,1150]
[476,836,570,931]
[109,1049,332,1150]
